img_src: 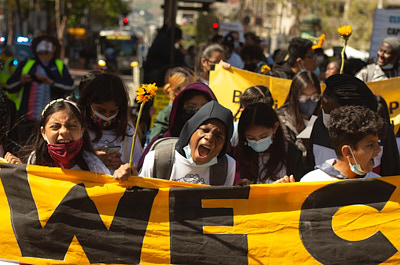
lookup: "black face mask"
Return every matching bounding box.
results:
[180,109,197,125]
[244,63,258,72]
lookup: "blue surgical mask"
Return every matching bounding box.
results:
[246,136,273,153]
[299,99,318,117]
[183,144,218,167]
[381,63,394,70]
[313,66,321,77]
[347,146,367,176]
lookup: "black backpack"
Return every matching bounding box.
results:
[148,137,228,185]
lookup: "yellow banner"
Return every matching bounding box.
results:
[210,65,400,132]
[1,163,400,264]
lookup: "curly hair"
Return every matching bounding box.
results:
[328,105,387,157]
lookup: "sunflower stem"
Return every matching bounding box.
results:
[129,102,145,173]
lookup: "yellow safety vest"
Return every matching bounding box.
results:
[6,59,63,111]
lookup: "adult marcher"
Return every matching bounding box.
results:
[222,32,244,69]
[5,35,74,144]
[324,59,341,80]
[301,105,385,182]
[143,25,185,86]
[235,102,303,184]
[78,72,142,174]
[149,67,195,143]
[139,100,236,185]
[355,37,400,81]
[306,74,400,176]
[240,44,269,74]
[0,45,15,88]
[277,71,321,159]
[269,37,316,79]
[195,43,226,86]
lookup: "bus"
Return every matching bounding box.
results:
[96,29,139,74]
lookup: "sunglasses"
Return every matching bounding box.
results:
[37,51,51,55]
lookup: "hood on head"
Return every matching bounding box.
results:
[167,82,217,136]
[324,74,377,111]
[175,100,233,159]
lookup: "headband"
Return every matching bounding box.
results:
[41,98,81,117]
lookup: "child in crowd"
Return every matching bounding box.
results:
[149,67,195,142]
[235,102,304,184]
[4,98,110,174]
[306,74,400,176]
[301,105,385,181]
[138,101,236,185]
[277,71,321,159]
[78,73,142,173]
[137,82,217,170]
[231,85,274,147]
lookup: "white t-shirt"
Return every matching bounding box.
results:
[89,122,143,167]
[140,150,236,186]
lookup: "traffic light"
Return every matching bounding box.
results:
[212,22,219,30]
[123,18,129,26]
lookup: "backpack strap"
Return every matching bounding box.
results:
[210,155,228,185]
[150,137,179,179]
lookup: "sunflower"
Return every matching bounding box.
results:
[261,64,271,74]
[136,83,157,103]
[337,25,352,40]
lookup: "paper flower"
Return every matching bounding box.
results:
[260,64,271,74]
[337,25,352,74]
[136,83,157,103]
[312,34,326,50]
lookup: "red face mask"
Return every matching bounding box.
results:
[47,138,84,169]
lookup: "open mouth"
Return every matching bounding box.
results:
[198,145,211,158]
[369,158,375,166]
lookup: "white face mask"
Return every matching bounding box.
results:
[322,108,331,128]
[183,144,218,167]
[91,107,119,121]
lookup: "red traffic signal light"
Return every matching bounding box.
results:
[123,18,129,25]
[212,23,219,29]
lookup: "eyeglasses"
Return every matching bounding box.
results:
[206,59,220,65]
[298,94,321,103]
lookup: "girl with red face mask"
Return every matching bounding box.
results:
[4,98,111,174]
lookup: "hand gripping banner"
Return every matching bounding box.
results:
[1,163,400,264]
